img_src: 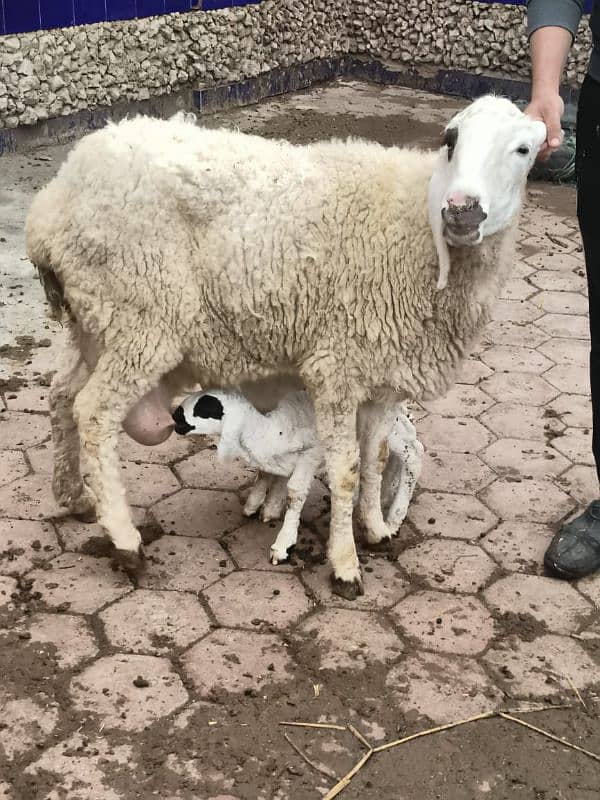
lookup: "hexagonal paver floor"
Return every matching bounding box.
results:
[99,590,211,654]
[297,608,403,669]
[391,591,493,655]
[183,629,294,696]
[203,571,312,629]
[2,83,600,800]
[386,652,503,724]
[70,654,188,730]
[397,539,496,593]
[30,553,131,614]
[484,574,593,634]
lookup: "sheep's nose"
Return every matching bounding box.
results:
[442,196,487,229]
[172,405,193,435]
[446,191,470,207]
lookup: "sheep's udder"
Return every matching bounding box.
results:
[122,386,175,446]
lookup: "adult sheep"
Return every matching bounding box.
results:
[26,96,545,600]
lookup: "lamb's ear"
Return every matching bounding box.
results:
[193,394,224,419]
[427,160,451,291]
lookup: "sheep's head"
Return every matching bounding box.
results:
[428,95,546,287]
[172,392,225,436]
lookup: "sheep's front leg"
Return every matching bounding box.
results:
[314,401,362,600]
[244,473,273,517]
[49,334,96,520]
[358,434,393,547]
[386,440,424,533]
[270,450,321,565]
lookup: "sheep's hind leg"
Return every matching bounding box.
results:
[261,477,288,522]
[49,332,96,521]
[270,451,320,565]
[244,473,273,517]
[73,349,179,577]
[314,399,362,600]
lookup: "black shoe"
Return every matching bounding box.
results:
[544,500,600,580]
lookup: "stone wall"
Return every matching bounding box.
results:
[0,0,594,130]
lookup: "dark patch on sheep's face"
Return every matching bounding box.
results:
[193,394,224,420]
[442,126,458,161]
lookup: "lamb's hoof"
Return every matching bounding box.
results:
[365,536,392,553]
[112,545,145,584]
[330,573,364,601]
[270,544,295,565]
[72,507,97,524]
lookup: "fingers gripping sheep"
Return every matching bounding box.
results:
[172,390,423,564]
[27,96,546,599]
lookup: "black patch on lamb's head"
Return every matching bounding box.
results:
[194,394,224,420]
[442,126,458,161]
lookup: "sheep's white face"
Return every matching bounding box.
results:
[172,393,225,436]
[431,96,546,248]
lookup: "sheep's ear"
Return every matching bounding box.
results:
[427,162,451,291]
[193,395,224,419]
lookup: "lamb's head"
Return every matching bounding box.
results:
[172,392,227,436]
[428,96,546,282]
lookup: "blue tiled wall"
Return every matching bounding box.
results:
[0,0,261,35]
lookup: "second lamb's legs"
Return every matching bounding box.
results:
[243,473,273,517]
[386,439,424,532]
[260,476,288,522]
[358,433,393,546]
[270,450,321,564]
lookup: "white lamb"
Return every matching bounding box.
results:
[172,390,423,564]
[26,95,546,599]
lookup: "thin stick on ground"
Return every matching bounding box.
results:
[373,710,496,754]
[498,712,600,763]
[283,732,338,780]
[564,674,588,712]
[323,748,374,800]
[280,721,347,732]
[347,724,372,750]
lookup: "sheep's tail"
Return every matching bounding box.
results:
[32,260,69,323]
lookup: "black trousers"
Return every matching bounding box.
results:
[576,75,600,484]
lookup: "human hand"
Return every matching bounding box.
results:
[525,92,565,161]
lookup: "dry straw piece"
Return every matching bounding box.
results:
[282,704,599,799]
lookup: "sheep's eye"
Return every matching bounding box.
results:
[442,127,458,161]
[516,145,530,155]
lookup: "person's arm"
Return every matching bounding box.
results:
[525,0,585,157]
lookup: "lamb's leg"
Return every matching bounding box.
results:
[73,350,178,574]
[244,473,273,517]
[261,476,288,522]
[358,434,393,547]
[313,400,362,600]
[49,333,96,520]
[270,451,321,565]
[386,439,424,533]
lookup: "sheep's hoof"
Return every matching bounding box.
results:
[112,545,145,584]
[330,574,364,601]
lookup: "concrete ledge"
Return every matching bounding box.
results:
[0,56,579,156]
